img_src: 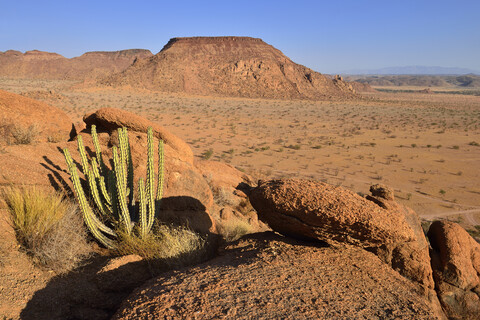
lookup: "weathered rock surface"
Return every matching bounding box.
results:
[365,184,434,288]
[195,160,268,236]
[84,107,194,164]
[112,232,443,320]
[249,179,435,289]
[428,221,480,319]
[102,37,355,100]
[249,179,415,247]
[195,160,254,206]
[0,89,73,144]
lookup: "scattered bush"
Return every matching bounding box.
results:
[286,144,301,150]
[0,122,39,145]
[115,223,206,262]
[218,218,255,242]
[3,187,91,273]
[212,187,237,206]
[10,124,39,145]
[47,133,64,143]
[202,148,214,160]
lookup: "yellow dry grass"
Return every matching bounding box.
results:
[115,223,206,262]
[3,187,91,272]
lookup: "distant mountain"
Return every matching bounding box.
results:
[344,74,480,88]
[100,37,355,99]
[343,66,479,75]
[0,49,153,80]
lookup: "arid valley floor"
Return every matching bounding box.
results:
[2,78,479,236]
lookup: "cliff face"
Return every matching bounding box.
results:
[102,37,355,99]
[0,49,153,80]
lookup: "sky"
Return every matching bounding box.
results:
[1,0,479,74]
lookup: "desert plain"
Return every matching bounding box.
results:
[1,77,479,236]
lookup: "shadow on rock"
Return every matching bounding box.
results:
[41,156,73,195]
[20,196,219,320]
[159,196,216,234]
[20,240,217,320]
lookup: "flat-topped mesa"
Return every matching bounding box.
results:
[166,36,264,43]
[80,49,153,59]
[161,36,264,49]
[23,50,66,60]
[102,36,355,100]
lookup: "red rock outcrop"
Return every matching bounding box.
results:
[249,179,435,289]
[427,221,480,319]
[195,160,254,205]
[83,107,194,164]
[365,184,434,289]
[101,37,355,100]
[0,89,73,144]
[249,179,415,247]
[195,160,268,236]
[113,232,444,319]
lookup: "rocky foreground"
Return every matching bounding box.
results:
[0,90,479,319]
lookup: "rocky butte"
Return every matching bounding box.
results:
[101,36,355,99]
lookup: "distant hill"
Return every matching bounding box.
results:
[100,37,355,100]
[0,49,153,80]
[344,74,480,88]
[343,66,479,75]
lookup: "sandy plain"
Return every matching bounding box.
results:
[1,78,479,234]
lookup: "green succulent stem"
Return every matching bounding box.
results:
[63,127,165,248]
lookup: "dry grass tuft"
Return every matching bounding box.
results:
[115,223,206,265]
[217,216,256,242]
[9,124,40,145]
[3,187,92,273]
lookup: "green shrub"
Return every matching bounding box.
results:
[202,148,214,160]
[3,187,91,273]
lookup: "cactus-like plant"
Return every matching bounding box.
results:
[63,126,164,249]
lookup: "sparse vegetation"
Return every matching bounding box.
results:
[115,223,206,262]
[3,123,40,145]
[286,144,301,150]
[63,126,165,249]
[3,187,91,273]
[202,148,214,160]
[217,218,255,242]
[466,225,480,240]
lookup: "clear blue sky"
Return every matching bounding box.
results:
[1,0,479,73]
